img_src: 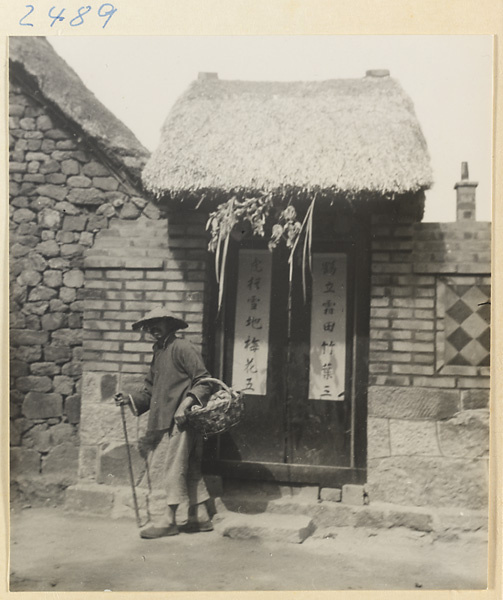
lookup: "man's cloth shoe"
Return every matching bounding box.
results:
[140,524,179,539]
[180,520,214,533]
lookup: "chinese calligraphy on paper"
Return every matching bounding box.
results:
[309,253,347,401]
[232,249,272,394]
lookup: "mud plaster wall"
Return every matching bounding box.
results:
[366,214,491,509]
[8,79,156,505]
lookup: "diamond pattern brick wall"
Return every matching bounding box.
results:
[436,276,491,370]
[443,281,491,366]
[370,216,491,386]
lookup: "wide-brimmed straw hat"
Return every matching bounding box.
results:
[132,307,189,332]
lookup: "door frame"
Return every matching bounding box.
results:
[203,210,371,488]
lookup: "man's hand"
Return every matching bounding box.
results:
[114,392,129,407]
[174,395,196,427]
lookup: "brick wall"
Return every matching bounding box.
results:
[78,208,211,484]
[8,79,153,504]
[366,214,491,509]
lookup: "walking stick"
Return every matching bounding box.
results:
[114,393,142,528]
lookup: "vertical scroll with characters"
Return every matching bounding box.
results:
[309,253,347,401]
[232,249,272,395]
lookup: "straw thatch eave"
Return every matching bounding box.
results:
[9,37,150,186]
[155,183,428,211]
[143,75,433,203]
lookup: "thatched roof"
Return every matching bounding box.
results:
[143,71,433,201]
[9,37,149,182]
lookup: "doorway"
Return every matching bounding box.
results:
[205,212,370,488]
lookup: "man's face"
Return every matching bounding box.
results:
[144,319,175,341]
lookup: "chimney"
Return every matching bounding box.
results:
[198,72,219,81]
[365,69,390,78]
[454,162,478,221]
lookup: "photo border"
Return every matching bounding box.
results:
[1,2,501,599]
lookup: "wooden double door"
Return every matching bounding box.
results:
[205,219,370,488]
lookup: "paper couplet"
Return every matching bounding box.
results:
[309,253,347,401]
[232,249,272,395]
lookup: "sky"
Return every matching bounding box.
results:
[49,35,493,222]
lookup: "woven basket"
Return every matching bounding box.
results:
[186,377,244,438]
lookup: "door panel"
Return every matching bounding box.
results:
[287,248,352,468]
[218,244,287,464]
[207,217,369,487]
[218,396,284,463]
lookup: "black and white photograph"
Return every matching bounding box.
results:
[7,34,493,592]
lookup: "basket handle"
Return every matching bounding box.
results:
[192,376,240,415]
[195,377,233,396]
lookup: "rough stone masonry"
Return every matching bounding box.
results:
[8,79,158,505]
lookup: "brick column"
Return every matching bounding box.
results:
[366,212,490,510]
[78,211,210,486]
[368,213,436,386]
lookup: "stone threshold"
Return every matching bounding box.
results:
[63,480,488,540]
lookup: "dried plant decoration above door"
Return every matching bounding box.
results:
[206,192,318,310]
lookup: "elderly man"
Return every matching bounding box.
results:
[115,307,213,539]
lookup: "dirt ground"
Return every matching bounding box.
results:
[9,506,488,592]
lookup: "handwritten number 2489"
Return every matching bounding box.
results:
[20,4,117,28]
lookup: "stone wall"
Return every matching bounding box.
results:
[366,215,491,509]
[9,79,152,505]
